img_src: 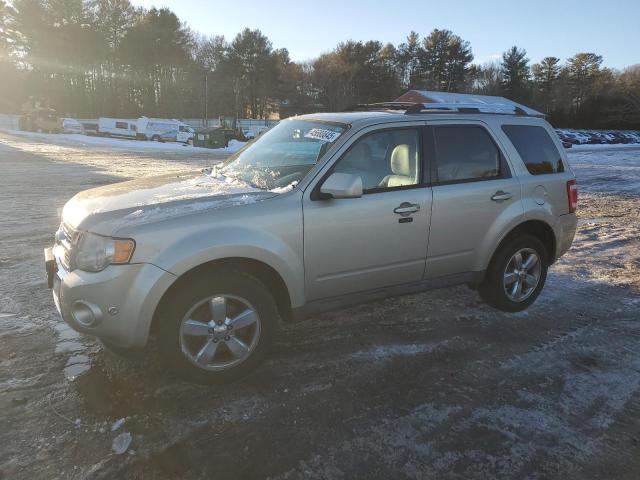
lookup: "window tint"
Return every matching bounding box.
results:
[502,125,565,175]
[333,129,420,192]
[433,126,501,183]
[115,121,128,129]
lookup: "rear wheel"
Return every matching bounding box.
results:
[157,270,278,383]
[479,234,548,312]
[151,135,161,142]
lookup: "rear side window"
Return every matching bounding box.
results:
[433,126,502,183]
[502,125,565,175]
[115,121,128,129]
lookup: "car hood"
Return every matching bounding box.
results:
[62,171,280,235]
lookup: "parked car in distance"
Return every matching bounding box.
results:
[156,127,196,144]
[98,117,138,139]
[136,117,195,143]
[46,93,580,383]
[62,118,85,135]
[80,120,99,135]
[553,128,640,147]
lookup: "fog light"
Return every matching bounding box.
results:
[71,301,103,327]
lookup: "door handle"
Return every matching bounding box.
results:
[393,202,420,215]
[491,191,512,202]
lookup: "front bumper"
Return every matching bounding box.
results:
[46,247,176,348]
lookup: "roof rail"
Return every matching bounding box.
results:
[343,100,543,117]
[343,102,421,112]
[405,102,538,116]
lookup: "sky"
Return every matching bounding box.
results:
[133,0,640,69]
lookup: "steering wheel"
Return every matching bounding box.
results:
[274,172,303,188]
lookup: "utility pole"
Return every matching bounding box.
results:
[203,72,208,128]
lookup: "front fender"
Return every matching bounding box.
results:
[154,226,304,308]
[123,193,306,309]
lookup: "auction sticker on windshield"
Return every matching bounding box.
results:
[304,128,341,143]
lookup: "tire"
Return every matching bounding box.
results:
[479,234,548,312]
[151,135,161,142]
[157,269,278,384]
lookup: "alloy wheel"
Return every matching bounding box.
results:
[179,295,261,371]
[503,248,542,302]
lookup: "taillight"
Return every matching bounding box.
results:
[567,179,578,213]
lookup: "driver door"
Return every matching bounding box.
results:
[303,125,432,301]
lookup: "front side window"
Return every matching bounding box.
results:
[219,119,347,190]
[333,128,420,192]
[502,125,565,175]
[433,125,502,183]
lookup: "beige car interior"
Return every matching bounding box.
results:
[336,130,419,190]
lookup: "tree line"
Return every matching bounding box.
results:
[1,0,639,128]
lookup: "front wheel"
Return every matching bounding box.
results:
[157,270,278,383]
[479,235,548,312]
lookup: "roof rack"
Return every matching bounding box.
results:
[343,102,420,112]
[406,102,537,116]
[344,101,543,117]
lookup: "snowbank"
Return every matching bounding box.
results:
[569,143,640,151]
[0,129,246,154]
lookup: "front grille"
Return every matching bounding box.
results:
[56,223,79,271]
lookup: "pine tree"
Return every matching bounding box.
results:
[531,56,560,112]
[420,29,473,92]
[565,52,603,109]
[501,46,530,102]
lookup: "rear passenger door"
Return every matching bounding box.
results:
[425,121,523,278]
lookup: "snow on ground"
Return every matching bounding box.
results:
[570,143,640,151]
[1,133,640,479]
[0,128,246,154]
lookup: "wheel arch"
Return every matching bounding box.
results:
[490,219,557,268]
[150,257,293,337]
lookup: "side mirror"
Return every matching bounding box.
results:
[320,172,363,199]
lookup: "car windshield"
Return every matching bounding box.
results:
[218,119,348,190]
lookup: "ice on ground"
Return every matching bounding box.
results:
[111,418,125,432]
[351,342,443,360]
[112,432,132,455]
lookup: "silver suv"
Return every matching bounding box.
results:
[45,97,578,383]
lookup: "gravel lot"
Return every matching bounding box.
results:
[1,131,639,479]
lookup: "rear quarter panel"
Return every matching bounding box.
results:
[492,117,577,259]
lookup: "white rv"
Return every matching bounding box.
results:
[97,118,137,138]
[136,117,195,143]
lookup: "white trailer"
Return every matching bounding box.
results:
[136,117,194,143]
[97,118,137,138]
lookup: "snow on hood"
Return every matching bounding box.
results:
[62,170,282,234]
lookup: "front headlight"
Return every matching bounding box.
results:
[74,232,135,272]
